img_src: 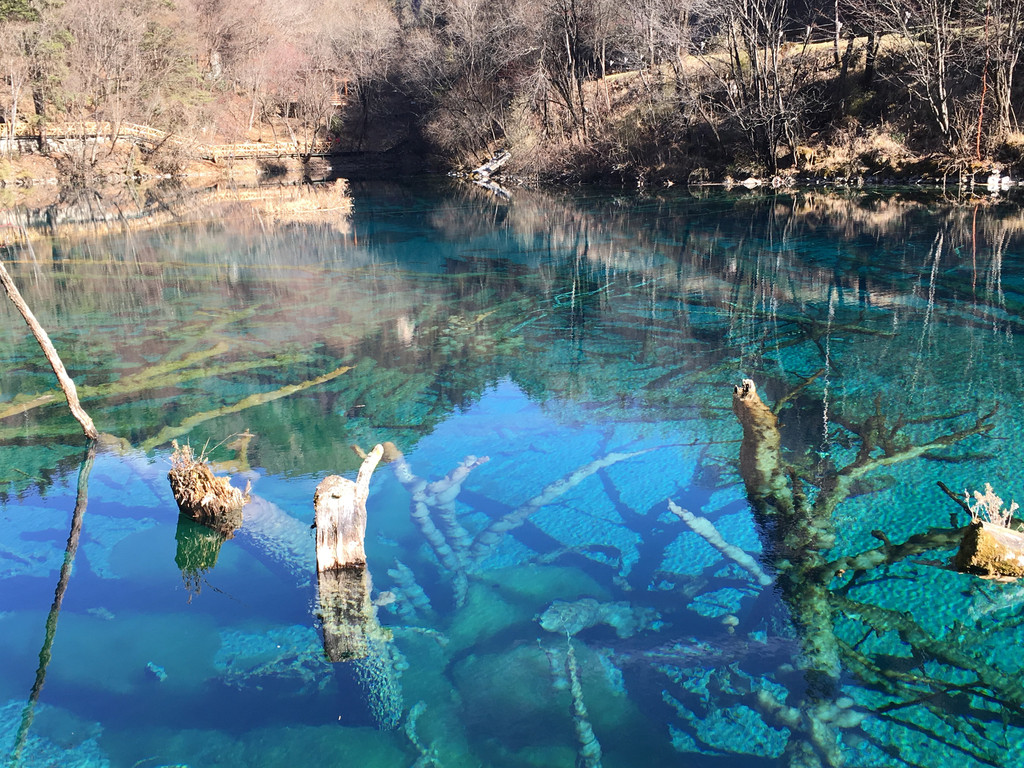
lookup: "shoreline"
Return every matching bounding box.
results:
[2,147,1022,222]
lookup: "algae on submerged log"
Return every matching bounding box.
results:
[317,565,391,662]
[730,375,1006,765]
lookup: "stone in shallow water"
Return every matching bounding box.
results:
[214,624,331,691]
[539,597,660,638]
[447,565,608,654]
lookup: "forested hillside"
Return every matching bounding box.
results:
[1,0,1023,183]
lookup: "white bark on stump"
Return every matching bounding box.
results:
[314,443,383,570]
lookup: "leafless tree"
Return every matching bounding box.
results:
[865,0,975,148]
[697,0,817,171]
[329,0,402,148]
[986,0,1024,136]
[0,21,32,152]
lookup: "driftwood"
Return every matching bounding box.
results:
[313,444,383,570]
[0,257,98,439]
[471,150,511,179]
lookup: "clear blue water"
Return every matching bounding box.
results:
[3,182,1024,767]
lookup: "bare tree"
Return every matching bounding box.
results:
[866,0,974,147]
[0,21,31,152]
[987,0,1024,136]
[697,0,816,171]
[540,0,598,139]
[330,0,402,148]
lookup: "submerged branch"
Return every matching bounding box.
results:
[140,364,352,451]
[0,347,307,424]
[468,448,654,565]
[667,499,773,586]
[820,526,965,584]
[834,595,1024,710]
[816,409,996,520]
[772,367,826,415]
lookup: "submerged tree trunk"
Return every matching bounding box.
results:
[732,379,795,517]
[317,565,382,662]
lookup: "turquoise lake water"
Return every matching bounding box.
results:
[3,181,1024,767]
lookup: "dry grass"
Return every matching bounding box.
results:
[168,440,250,529]
[966,484,1019,529]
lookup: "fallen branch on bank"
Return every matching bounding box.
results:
[471,150,511,179]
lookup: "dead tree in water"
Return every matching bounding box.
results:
[314,444,386,661]
[731,378,997,767]
[167,441,250,533]
[317,566,384,662]
[0,257,98,439]
[314,443,383,569]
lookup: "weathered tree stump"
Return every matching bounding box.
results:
[313,443,387,661]
[313,443,383,570]
[955,521,1024,578]
[167,441,249,533]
